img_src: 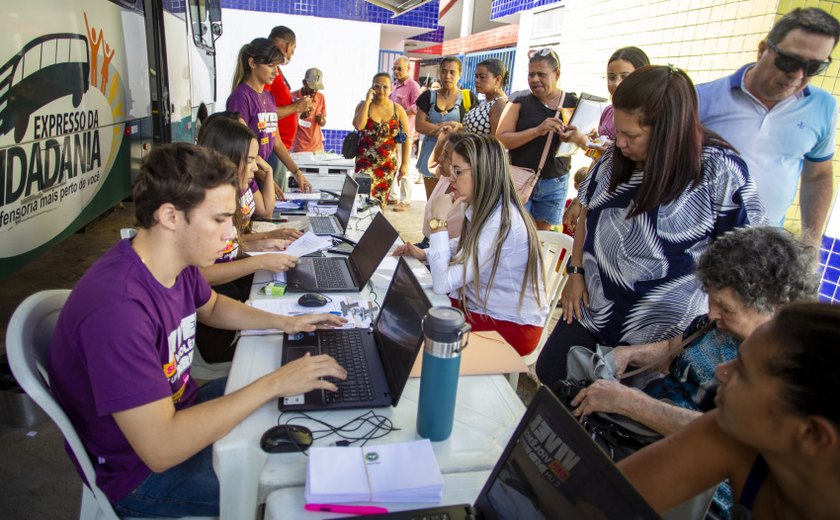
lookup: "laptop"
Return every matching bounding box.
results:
[309,174,358,236]
[361,385,661,520]
[286,212,398,293]
[279,257,431,411]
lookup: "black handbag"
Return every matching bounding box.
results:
[553,380,661,461]
[341,131,360,159]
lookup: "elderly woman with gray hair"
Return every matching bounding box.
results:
[568,226,819,434]
[567,226,818,519]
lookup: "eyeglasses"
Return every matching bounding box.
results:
[765,39,831,77]
[605,72,632,84]
[451,166,472,178]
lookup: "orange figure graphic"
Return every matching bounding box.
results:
[100,43,115,94]
[83,13,103,88]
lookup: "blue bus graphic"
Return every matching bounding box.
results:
[0,33,91,143]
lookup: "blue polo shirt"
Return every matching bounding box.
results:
[697,64,837,225]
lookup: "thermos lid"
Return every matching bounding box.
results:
[423,307,466,343]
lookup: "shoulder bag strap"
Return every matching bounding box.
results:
[618,319,716,380]
[535,91,565,177]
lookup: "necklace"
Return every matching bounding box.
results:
[541,90,562,109]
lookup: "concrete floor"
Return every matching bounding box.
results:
[0,177,544,519]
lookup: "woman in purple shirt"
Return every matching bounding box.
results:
[226,38,313,192]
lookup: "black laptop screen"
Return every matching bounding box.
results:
[348,212,399,284]
[374,257,431,406]
[334,174,358,232]
[476,388,659,520]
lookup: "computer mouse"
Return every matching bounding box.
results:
[260,424,314,453]
[298,292,328,307]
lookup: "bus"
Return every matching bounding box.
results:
[0,0,222,279]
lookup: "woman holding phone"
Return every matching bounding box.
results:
[497,49,578,230]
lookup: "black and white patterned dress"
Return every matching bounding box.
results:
[463,97,504,135]
[577,145,767,346]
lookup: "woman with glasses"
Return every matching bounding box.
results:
[226,38,312,193]
[537,65,766,386]
[563,47,649,234]
[415,56,479,199]
[393,134,547,356]
[352,72,411,206]
[463,59,509,135]
[496,48,579,230]
[619,303,840,520]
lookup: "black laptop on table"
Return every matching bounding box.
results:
[357,385,660,520]
[286,212,398,293]
[279,257,431,411]
[309,174,358,236]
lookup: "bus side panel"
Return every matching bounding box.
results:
[0,2,151,279]
[162,7,195,143]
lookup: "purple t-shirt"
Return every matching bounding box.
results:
[226,83,278,160]
[598,104,616,142]
[48,239,212,503]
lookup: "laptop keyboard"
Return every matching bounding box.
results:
[310,216,339,235]
[320,330,374,404]
[313,257,350,289]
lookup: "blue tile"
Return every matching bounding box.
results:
[491,0,562,19]
[822,234,836,252]
[828,252,840,270]
[411,26,445,43]
[221,0,439,29]
[824,266,840,284]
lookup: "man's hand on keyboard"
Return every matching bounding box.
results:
[281,313,347,333]
[270,352,347,395]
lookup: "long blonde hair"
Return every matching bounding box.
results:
[451,134,544,312]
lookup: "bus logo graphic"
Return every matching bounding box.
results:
[0,33,91,143]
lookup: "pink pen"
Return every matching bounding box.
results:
[305,503,389,515]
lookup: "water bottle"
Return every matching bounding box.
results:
[416,306,471,442]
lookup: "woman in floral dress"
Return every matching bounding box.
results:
[353,73,410,205]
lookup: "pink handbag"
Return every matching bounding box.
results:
[510,95,564,203]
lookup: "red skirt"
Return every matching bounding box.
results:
[450,298,543,356]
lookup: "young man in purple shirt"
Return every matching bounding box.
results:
[48,143,346,517]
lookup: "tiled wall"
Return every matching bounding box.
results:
[819,235,840,301]
[545,0,840,302]
[411,26,445,43]
[491,0,562,19]
[322,129,352,154]
[220,0,439,29]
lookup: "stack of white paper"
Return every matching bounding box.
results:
[305,440,444,503]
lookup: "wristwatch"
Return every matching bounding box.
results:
[429,218,448,231]
[566,265,585,276]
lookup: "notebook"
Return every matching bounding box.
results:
[361,385,661,520]
[279,256,431,411]
[309,174,358,236]
[285,212,398,293]
[556,92,609,157]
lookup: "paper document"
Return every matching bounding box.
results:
[282,231,331,258]
[241,297,379,335]
[283,192,322,200]
[305,440,444,503]
[556,93,608,157]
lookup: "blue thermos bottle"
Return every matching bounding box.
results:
[416,307,471,442]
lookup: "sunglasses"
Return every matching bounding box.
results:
[765,39,831,77]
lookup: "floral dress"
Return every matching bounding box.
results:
[355,102,400,204]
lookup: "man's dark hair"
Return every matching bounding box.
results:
[768,7,840,46]
[133,143,238,229]
[268,25,296,43]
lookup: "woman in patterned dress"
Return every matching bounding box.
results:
[536,65,767,386]
[352,73,410,205]
[463,58,508,135]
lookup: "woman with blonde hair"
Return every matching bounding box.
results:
[394,134,547,355]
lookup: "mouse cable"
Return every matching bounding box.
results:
[277,410,400,447]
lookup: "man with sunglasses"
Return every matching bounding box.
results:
[697,8,839,244]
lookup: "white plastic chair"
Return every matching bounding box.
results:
[522,230,574,366]
[6,290,214,520]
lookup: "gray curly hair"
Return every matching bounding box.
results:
[696,226,819,313]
